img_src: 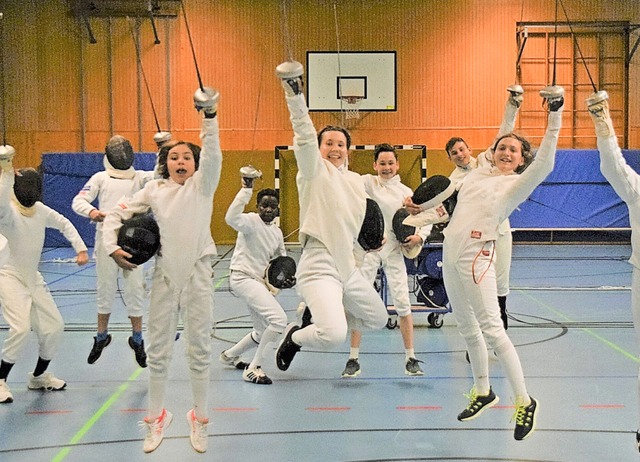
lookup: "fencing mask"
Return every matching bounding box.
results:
[117,213,161,265]
[105,135,135,171]
[357,198,385,251]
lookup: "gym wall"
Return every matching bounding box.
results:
[2,0,640,244]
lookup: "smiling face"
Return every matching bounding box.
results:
[373,150,399,180]
[167,144,196,184]
[492,135,525,174]
[319,130,349,169]
[257,194,279,224]
[448,140,473,168]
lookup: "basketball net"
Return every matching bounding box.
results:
[341,96,362,120]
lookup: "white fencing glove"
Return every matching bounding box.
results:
[153,131,172,149]
[276,61,304,97]
[0,145,16,171]
[507,84,524,108]
[194,87,220,117]
[586,90,614,138]
[540,85,564,112]
[240,165,262,188]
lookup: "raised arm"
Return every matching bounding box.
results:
[276,60,322,179]
[193,87,223,197]
[225,182,256,234]
[502,86,564,215]
[477,85,524,166]
[588,90,640,203]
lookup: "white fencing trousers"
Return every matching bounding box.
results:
[443,239,528,400]
[229,270,288,340]
[95,233,145,318]
[360,244,411,317]
[495,230,513,297]
[147,256,214,421]
[0,271,63,363]
[294,245,388,350]
[630,267,640,426]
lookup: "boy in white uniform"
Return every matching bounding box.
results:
[585,90,640,451]
[103,87,222,454]
[274,61,388,372]
[222,179,288,385]
[342,143,428,378]
[72,136,155,367]
[0,149,88,404]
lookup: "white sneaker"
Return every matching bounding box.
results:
[187,409,209,453]
[219,350,248,370]
[141,408,173,453]
[0,379,13,403]
[27,372,66,391]
[243,366,272,385]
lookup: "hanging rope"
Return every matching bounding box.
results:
[180,0,205,91]
[558,0,597,91]
[0,12,7,145]
[551,0,558,86]
[128,18,163,133]
[279,0,294,62]
[514,0,527,84]
[333,1,345,126]
[250,50,266,152]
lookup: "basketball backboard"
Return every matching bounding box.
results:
[306,51,397,112]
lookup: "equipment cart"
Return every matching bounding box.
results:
[377,242,451,329]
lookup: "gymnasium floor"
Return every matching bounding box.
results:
[0,243,638,462]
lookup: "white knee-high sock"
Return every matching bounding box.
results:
[148,375,167,420]
[466,334,490,395]
[226,332,258,358]
[494,341,529,405]
[190,375,209,421]
[249,327,280,370]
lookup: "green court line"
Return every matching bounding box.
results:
[519,289,639,363]
[52,272,229,461]
[51,367,145,462]
[214,272,229,289]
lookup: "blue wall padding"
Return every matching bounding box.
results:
[509,149,640,229]
[40,152,156,247]
[37,150,640,247]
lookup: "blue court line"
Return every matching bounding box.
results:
[518,289,639,363]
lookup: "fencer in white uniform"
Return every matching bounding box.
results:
[274,61,388,372]
[0,149,88,404]
[72,136,155,367]
[586,90,640,451]
[103,88,221,454]
[222,182,288,385]
[342,143,429,378]
[445,87,523,328]
[440,87,563,441]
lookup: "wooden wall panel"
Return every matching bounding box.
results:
[2,0,640,242]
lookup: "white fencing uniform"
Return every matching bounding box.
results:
[226,187,287,359]
[442,110,561,399]
[284,94,387,350]
[359,174,428,317]
[448,100,519,297]
[103,117,222,421]
[597,134,640,426]
[0,169,87,363]
[72,169,154,317]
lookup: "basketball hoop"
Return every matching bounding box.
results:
[341,96,363,120]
